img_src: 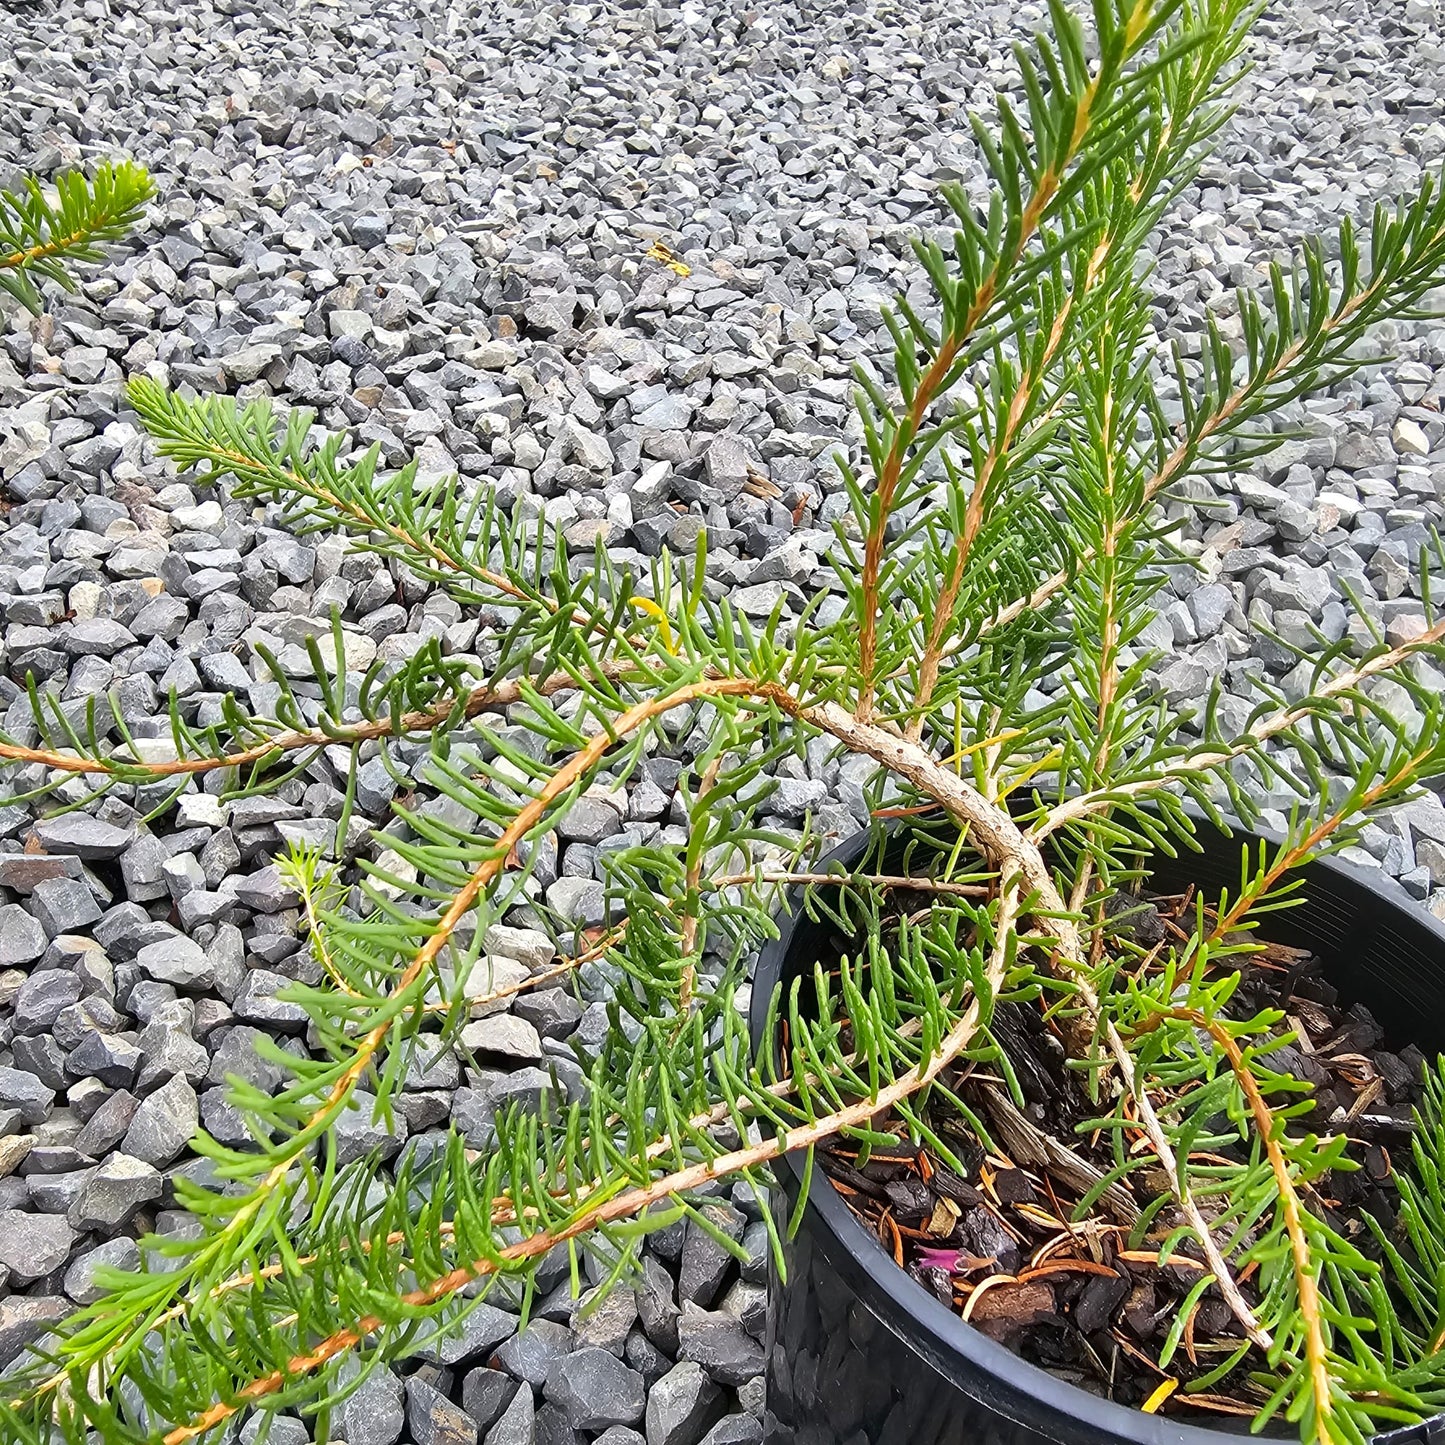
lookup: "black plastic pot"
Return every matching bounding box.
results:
[748,820,1445,1445]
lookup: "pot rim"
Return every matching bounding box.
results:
[748,817,1445,1445]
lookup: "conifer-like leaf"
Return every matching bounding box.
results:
[0,160,154,312]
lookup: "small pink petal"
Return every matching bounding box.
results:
[914,1246,962,1272]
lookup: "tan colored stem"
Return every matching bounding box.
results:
[1167,1010,1331,1419]
[162,883,1022,1444]
[973,257,1434,654]
[1,225,98,272]
[1035,617,1445,841]
[855,23,1127,723]
[679,753,725,1007]
[1206,745,1433,943]
[711,870,990,898]
[855,333,963,722]
[908,231,1112,737]
[0,666,630,779]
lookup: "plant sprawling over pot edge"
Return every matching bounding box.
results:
[6,1,1445,1440]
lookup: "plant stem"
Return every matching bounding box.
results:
[0,665,633,778]
[160,884,1024,1445]
[679,752,725,1007]
[1033,619,1445,840]
[854,4,1133,722]
[1166,1009,1332,1426]
[907,231,1113,737]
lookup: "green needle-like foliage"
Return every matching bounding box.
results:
[0,159,154,312]
[7,4,1445,1443]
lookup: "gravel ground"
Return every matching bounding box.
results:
[3,0,1445,1440]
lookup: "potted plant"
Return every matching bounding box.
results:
[6,0,1445,1441]
[750,823,1445,1445]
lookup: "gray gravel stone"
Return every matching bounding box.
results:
[334,1089,405,1167]
[697,1418,763,1445]
[0,904,48,966]
[239,1417,307,1445]
[121,1074,198,1166]
[645,1362,722,1445]
[0,1295,68,1369]
[625,1328,671,1389]
[678,1204,745,1308]
[461,1014,544,1062]
[69,1153,163,1231]
[572,1283,638,1356]
[64,1236,142,1304]
[407,1375,480,1445]
[495,1320,574,1389]
[676,1305,765,1387]
[0,1210,76,1283]
[545,878,607,930]
[429,1302,518,1366]
[136,935,215,990]
[703,438,750,502]
[340,1361,406,1445]
[30,877,102,936]
[0,1067,54,1125]
[543,1347,646,1430]
[635,1256,681,1355]
[462,1368,518,1433]
[484,1384,535,1445]
[32,814,134,859]
[12,969,82,1032]
[556,797,623,845]
[484,926,555,972]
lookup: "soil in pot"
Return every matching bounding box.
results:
[803,881,1432,1428]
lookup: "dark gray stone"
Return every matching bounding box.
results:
[635,1256,680,1354]
[543,1347,645,1430]
[0,1210,76,1283]
[0,1295,68,1369]
[406,1376,479,1445]
[31,813,134,860]
[0,1066,54,1125]
[495,1320,574,1388]
[461,1367,517,1432]
[0,904,48,966]
[30,877,102,936]
[678,1203,745,1307]
[120,1074,197,1166]
[697,1418,763,1445]
[69,1153,163,1231]
[12,967,81,1031]
[64,1236,141,1303]
[644,1361,721,1445]
[339,1361,405,1445]
[483,1383,535,1445]
[676,1305,764,1387]
[430,1301,519,1365]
